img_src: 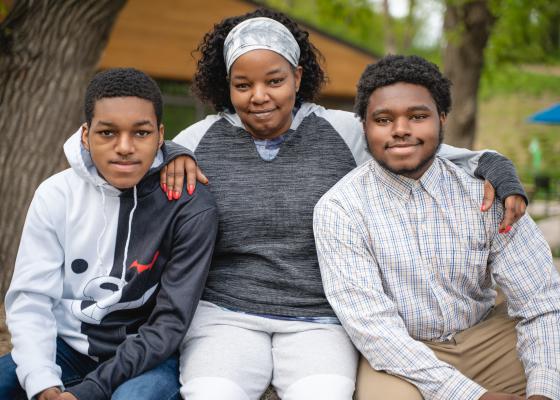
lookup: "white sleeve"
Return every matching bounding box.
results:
[314,108,372,166]
[437,144,497,178]
[172,114,222,151]
[5,186,65,398]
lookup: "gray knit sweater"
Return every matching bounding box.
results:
[173,102,525,317]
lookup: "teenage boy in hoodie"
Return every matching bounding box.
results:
[0,68,218,400]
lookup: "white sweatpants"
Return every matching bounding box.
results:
[179,301,358,400]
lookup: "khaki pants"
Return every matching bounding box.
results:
[356,303,526,399]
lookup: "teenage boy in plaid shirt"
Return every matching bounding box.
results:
[314,55,560,400]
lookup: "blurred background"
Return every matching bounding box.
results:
[1,0,559,353]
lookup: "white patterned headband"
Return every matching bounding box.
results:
[223,17,301,73]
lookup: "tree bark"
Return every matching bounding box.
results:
[443,0,495,149]
[0,0,127,299]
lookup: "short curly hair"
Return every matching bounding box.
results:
[192,8,326,113]
[84,68,163,126]
[354,55,452,121]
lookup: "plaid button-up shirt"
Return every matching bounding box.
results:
[313,156,560,400]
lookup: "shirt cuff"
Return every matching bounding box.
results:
[526,368,560,399]
[431,371,487,400]
[163,140,197,164]
[474,152,528,204]
[25,369,63,400]
[66,379,107,400]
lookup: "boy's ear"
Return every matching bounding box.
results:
[439,112,447,127]
[81,123,90,151]
[158,124,164,148]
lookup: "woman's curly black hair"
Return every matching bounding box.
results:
[192,8,326,113]
[354,55,452,121]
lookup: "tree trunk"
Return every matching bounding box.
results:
[402,0,416,51]
[0,0,127,299]
[548,11,560,52]
[443,0,495,149]
[382,0,396,54]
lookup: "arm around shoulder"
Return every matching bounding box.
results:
[438,144,527,203]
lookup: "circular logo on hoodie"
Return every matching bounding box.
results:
[71,259,89,274]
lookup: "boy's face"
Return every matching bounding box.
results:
[82,96,164,190]
[363,82,445,180]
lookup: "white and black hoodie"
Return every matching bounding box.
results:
[5,130,218,399]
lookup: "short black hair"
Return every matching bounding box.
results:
[84,68,163,126]
[192,8,326,113]
[354,55,452,121]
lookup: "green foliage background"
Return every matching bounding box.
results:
[256,0,560,185]
[480,0,560,183]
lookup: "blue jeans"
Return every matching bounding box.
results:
[0,338,180,399]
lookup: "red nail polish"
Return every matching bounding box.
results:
[480,205,485,211]
[187,184,194,195]
[505,225,512,233]
[167,190,172,200]
[163,183,167,192]
[173,191,180,200]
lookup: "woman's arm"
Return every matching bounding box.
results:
[438,144,527,231]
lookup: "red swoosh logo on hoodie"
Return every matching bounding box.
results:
[129,251,160,274]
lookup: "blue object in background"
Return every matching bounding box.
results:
[527,103,560,124]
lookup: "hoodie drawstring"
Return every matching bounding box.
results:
[96,186,108,274]
[121,185,138,284]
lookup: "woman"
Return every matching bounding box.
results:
[163,9,527,400]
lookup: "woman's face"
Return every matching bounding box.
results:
[229,49,302,140]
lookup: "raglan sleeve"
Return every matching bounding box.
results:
[163,140,196,163]
[437,144,527,203]
[172,114,222,152]
[66,190,219,400]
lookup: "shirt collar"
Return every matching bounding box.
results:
[369,155,443,202]
[418,156,443,202]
